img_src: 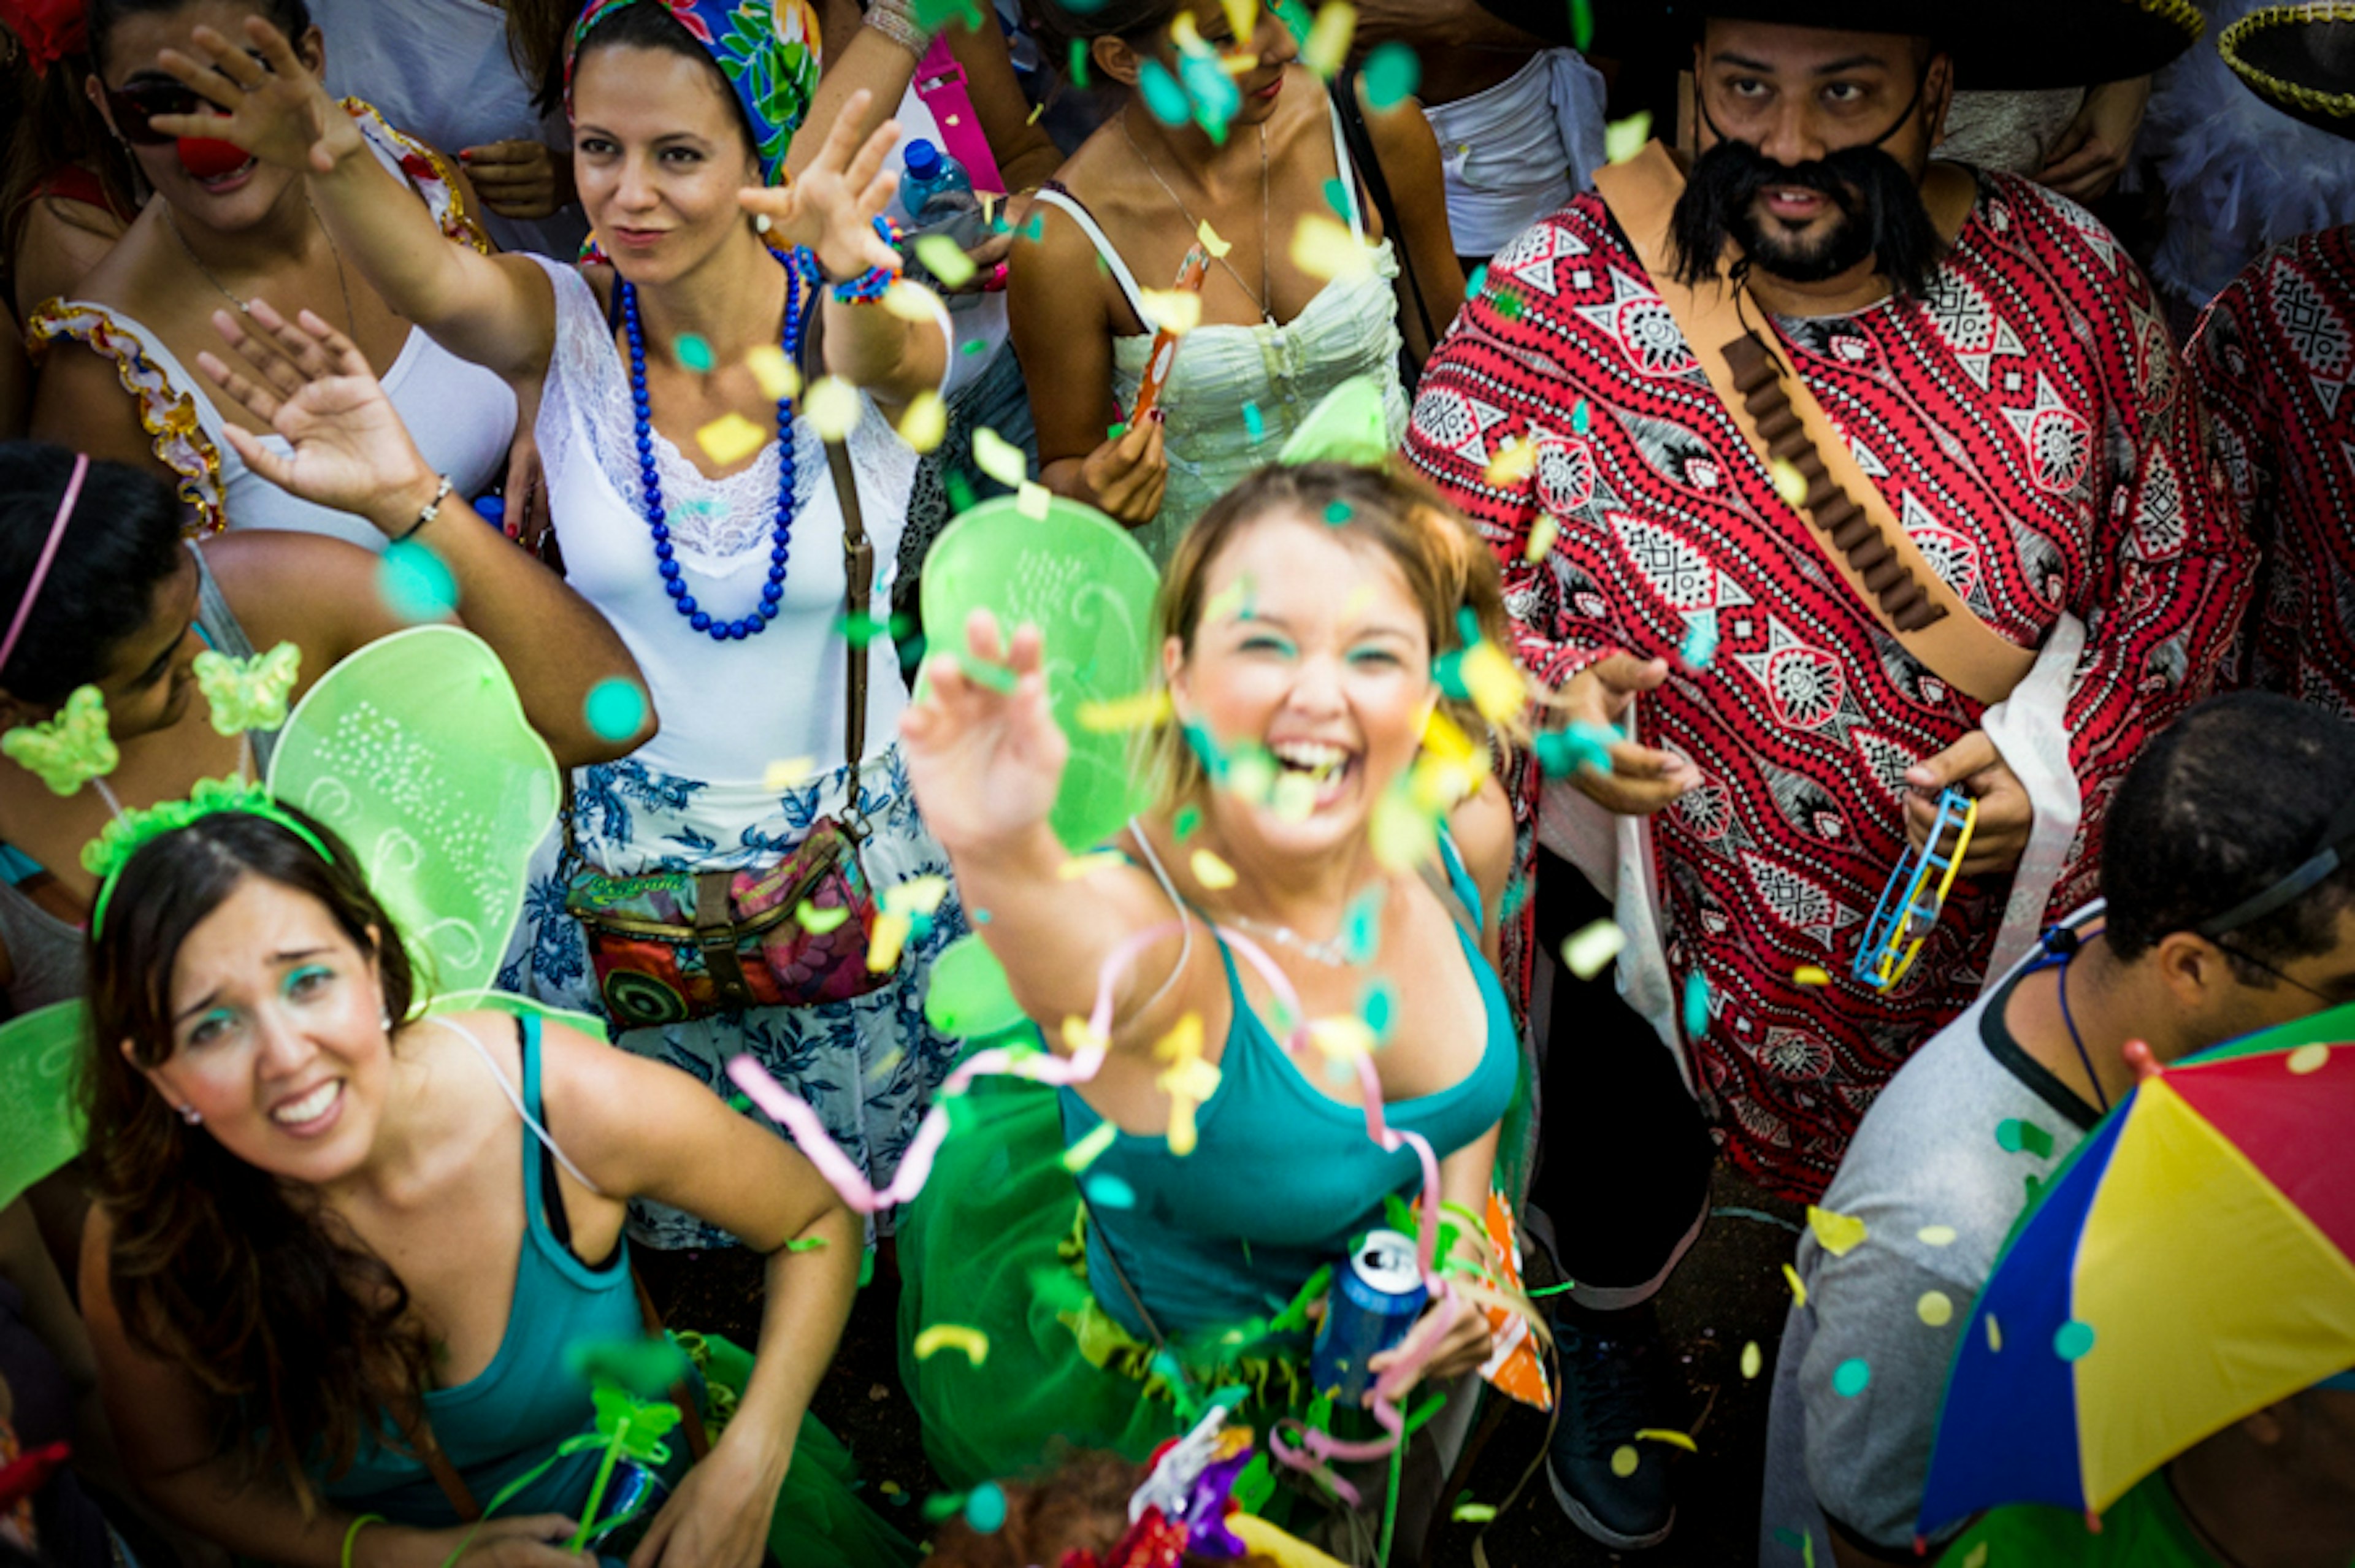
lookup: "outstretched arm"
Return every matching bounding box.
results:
[151,15,557,381]
[200,302,653,765]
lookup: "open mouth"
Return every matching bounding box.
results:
[269,1079,343,1133]
[193,156,258,193]
[1270,740,1357,813]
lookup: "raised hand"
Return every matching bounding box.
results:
[738,88,903,282]
[196,300,442,535]
[898,608,1070,852]
[149,15,361,176]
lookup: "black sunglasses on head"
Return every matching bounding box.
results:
[106,53,270,147]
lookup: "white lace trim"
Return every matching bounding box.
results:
[530,254,914,572]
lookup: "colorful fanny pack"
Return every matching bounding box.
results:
[564,437,893,1027]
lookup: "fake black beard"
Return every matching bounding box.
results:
[1669,137,1947,299]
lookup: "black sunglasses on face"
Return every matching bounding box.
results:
[105,53,271,147]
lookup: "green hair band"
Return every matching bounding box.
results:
[84,776,334,938]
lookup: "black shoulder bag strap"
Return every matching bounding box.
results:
[1330,67,1436,386]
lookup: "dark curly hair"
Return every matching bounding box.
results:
[85,804,431,1512]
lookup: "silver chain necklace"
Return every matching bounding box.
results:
[165,196,356,336]
[1119,113,1274,324]
[1222,910,1358,968]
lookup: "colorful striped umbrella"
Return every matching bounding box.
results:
[1918,1002,2355,1535]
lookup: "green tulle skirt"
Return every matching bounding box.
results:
[694,1333,919,1568]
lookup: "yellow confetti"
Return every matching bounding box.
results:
[1782,1263,1808,1308]
[897,389,948,454]
[1634,1428,1698,1453]
[1059,851,1127,881]
[1060,1015,1109,1060]
[1300,0,1356,78]
[1369,784,1438,873]
[2289,1042,2331,1074]
[1169,10,1204,51]
[1917,1291,1955,1328]
[1740,1340,1763,1379]
[1138,288,1204,335]
[1219,0,1257,42]
[764,755,816,791]
[1609,1445,1640,1478]
[1290,213,1373,281]
[882,874,951,916]
[796,899,851,935]
[1806,1205,1868,1258]
[695,411,767,465]
[882,278,946,323]
[1269,771,1318,822]
[804,375,862,442]
[1918,1224,1958,1247]
[912,1324,989,1366]
[1063,1119,1119,1172]
[972,425,1030,488]
[1769,457,1809,508]
[1078,690,1174,732]
[1306,1015,1376,1063]
[1191,849,1238,889]
[1525,514,1561,562]
[913,232,976,288]
[1461,639,1526,724]
[1986,1314,2002,1352]
[1794,965,1832,985]
[879,1480,903,1496]
[1450,1502,1497,1524]
[1962,1545,1989,1568]
[1561,919,1626,980]
[1484,436,1537,489]
[1604,110,1653,166]
[1227,749,1277,806]
[1153,1013,1219,1157]
[1017,480,1053,520]
[1027,99,1046,124]
[867,910,912,972]
[1197,218,1233,259]
[745,343,801,402]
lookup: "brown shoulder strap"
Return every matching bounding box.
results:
[1590,143,2037,708]
[826,437,871,770]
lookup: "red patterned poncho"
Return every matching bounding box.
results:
[2190,224,2355,719]
[1406,169,2250,1200]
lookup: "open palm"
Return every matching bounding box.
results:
[899,610,1070,851]
[738,89,903,280]
[197,300,435,527]
[149,16,361,175]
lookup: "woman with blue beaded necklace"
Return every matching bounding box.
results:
[145,0,965,1252]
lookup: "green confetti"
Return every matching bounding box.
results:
[564,1334,692,1397]
[1996,1118,2054,1158]
[840,611,892,645]
[962,337,984,356]
[1068,36,1089,89]
[673,334,713,373]
[1831,1358,1871,1398]
[946,470,977,514]
[1571,0,1595,50]
[910,0,982,28]
[1174,804,1202,839]
[922,1491,968,1524]
[1495,291,1525,322]
[784,1236,829,1252]
[957,653,1019,693]
[1361,41,1420,110]
[1108,421,1130,441]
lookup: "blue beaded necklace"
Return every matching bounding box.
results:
[620,258,802,641]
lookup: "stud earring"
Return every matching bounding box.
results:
[754,213,773,235]
[380,1009,393,1033]
[178,1104,202,1125]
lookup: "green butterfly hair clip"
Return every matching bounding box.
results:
[193,641,301,736]
[82,775,334,936]
[2,684,118,797]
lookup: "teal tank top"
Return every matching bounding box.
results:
[321,1014,651,1524]
[1059,834,1519,1338]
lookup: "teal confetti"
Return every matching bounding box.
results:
[1179,49,1239,142]
[1243,402,1265,442]
[1324,177,1350,216]
[584,678,649,743]
[673,334,713,373]
[378,540,459,623]
[1139,59,1191,124]
[1465,263,1488,298]
[1324,499,1352,524]
[971,907,991,924]
[1571,399,1592,435]
[1362,976,1397,1039]
[1831,1358,1871,1398]
[1086,1174,1136,1209]
[1680,611,1720,670]
[1682,971,1710,1039]
[1533,721,1615,778]
[2053,1320,2096,1362]
[957,654,1019,693]
[1017,213,1045,242]
[965,1482,1008,1533]
[1362,42,1420,110]
[1996,1118,2054,1158]
[1499,876,1531,919]
[1342,886,1381,964]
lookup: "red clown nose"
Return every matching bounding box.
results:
[175,137,251,180]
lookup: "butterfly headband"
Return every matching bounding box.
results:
[85,776,335,938]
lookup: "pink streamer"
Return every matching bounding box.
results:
[725,915,1476,1473]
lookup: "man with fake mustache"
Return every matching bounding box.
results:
[1405,1,2243,1552]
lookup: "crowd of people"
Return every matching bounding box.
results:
[0,0,2349,1565]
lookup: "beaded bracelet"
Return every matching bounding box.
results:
[792,215,902,305]
[341,1513,387,1568]
[862,0,929,55]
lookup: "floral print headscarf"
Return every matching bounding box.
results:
[565,0,822,186]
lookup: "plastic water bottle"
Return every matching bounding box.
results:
[898,137,988,289]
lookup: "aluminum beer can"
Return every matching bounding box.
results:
[1311,1228,1428,1404]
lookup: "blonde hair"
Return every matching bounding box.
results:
[1141,461,1517,808]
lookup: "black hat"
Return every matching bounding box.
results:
[1471,0,2202,90]
[2222,4,2355,140]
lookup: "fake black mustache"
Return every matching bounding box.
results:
[1668,137,1947,299]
